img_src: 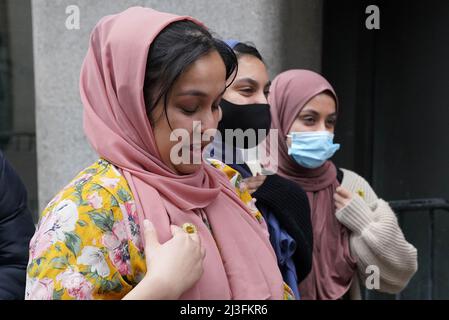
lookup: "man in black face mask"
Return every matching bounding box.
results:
[217,99,271,151]
[0,150,35,299]
[206,41,313,300]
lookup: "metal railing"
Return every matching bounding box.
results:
[391,198,449,300]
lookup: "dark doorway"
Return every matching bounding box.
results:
[322,0,449,299]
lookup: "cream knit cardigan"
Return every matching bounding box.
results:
[338,169,418,299]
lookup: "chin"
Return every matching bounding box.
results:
[174,163,203,175]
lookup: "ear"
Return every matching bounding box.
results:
[218,106,223,122]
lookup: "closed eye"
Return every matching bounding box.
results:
[239,87,256,94]
[180,107,198,115]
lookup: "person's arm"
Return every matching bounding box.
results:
[26,183,204,300]
[334,169,418,294]
[0,151,35,300]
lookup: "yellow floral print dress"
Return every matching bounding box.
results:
[26,159,294,300]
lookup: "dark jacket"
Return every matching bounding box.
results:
[230,163,313,284]
[251,171,313,284]
[0,150,35,299]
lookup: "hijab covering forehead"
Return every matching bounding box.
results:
[269,69,339,139]
[80,6,283,300]
[268,69,356,300]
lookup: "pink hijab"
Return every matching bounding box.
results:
[268,70,357,300]
[80,7,283,300]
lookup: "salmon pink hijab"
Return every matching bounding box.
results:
[268,70,357,300]
[80,6,283,300]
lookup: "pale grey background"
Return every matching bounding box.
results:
[31,0,323,211]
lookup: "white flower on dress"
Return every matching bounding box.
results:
[119,200,143,250]
[56,268,93,300]
[102,220,131,275]
[52,199,79,241]
[77,246,110,278]
[86,192,103,209]
[100,177,120,189]
[25,277,54,300]
[29,199,78,260]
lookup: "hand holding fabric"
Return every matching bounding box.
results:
[125,220,205,299]
[243,173,268,194]
[334,186,353,211]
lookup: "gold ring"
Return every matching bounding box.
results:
[182,223,197,234]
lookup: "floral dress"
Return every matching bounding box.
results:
[26,159,294,300]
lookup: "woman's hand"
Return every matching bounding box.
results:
[334,186,353,211]
[123,220,205,300]
[242,174,267,194]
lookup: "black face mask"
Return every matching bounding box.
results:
[217,99,271,149]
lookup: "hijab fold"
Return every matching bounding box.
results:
[81,6,283,300]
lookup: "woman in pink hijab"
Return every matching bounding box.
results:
[25,7,287,300]
[267,69,418,300]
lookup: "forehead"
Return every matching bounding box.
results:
[302,92,337,114]
[234,55,269,84]
[172,51,227,95]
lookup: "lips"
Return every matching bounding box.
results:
[177,144,206,162]
[176,139,211,163]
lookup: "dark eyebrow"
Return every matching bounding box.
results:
[301,109,338,118]
[234,77,259,88]
[176,90,208,97]
[177,88,226,102]
[300,109,320,116]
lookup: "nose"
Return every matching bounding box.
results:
[200,109,217,133]
[254,90,268,104]
[317,120,327,132]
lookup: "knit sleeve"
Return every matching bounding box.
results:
[336,169,418,294]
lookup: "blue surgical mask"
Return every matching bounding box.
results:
[287,131,340,169]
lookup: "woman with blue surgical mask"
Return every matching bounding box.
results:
[268,69,418,300]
